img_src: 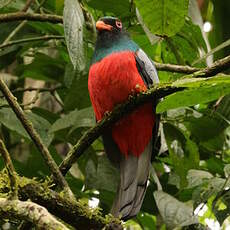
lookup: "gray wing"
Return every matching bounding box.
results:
[135,48,159,88]
[135,48,161,160]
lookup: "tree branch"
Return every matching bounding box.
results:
[0,35,64,50]
[154,62,199,73]
[187,54,230,78]
[0,12,63,24]
[0,173,122,230]
[59,55,230,176]
[5,85,62,95]
[0,198,69,230]
[0,139,18,199]
[0,78,73,198]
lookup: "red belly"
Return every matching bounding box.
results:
[88,51,155,156]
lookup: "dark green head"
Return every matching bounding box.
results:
[92,16,138,63]
[96,16,123,34]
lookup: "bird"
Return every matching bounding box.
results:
[88,16,159,220]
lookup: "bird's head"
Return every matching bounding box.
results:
[92,16,135,62]
[94,16,128,49]
[96,16,123,34]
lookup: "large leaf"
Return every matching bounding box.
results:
[135,0,189,37]
[163,122,199,188]
[187,169,213,188]
[63,74,91,111]
[192,177,230,208]
[50,107,94,132]
[85,155,119,192]
[19,53,65,82]
[154,191,198,228]
[86,0,130,18]
[157,76,230,113]
[0,108,28,138]
[63,0,85,70]
[0,108,53,146]
[27,112,54,147]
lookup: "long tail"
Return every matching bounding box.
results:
[110,140,152,220]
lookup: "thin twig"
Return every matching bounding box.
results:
[0,35,64,50]
[186,54,230,78]
[0,12,63,24]
[0,78,73,199]
[0,139,18,199]
[192,38,230,65]
[10,85,62,94]
[2,0,48,44]
[59,55,230,176]
[2,21,27,45]
[22,90,39,109]
[21,0,34,12]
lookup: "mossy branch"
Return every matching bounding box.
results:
[59,54,230,176]
[0,173,122,230]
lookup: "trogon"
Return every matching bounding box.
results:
[88,16,159,220]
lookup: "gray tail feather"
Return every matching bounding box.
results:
[111,140,152,220]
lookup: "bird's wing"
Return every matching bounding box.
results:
[135,48,159,88]
[135,48,161,160]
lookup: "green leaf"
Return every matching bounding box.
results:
[27,112,54,147]
[187,169,213,188]
[50,107,94,132]
[0,108,28,138]
[134,0,189,37]
[157,76,230,113]
[163,122,199,188]
[86,0,130,18]
[85,155,119,192]
[192,177,230,207]
[28,22,64,35]
[63,0,85,70]
[19,53,65,82]
[136,212,157,230]
[64,63,76,88]
[63,74,91,111]
[154,191,198,228]
[0,108,53,146]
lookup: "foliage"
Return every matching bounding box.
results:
[0,0,229,229]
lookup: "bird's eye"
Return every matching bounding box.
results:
[116,21,122,29]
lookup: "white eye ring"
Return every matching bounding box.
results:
[116,21,122,29]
